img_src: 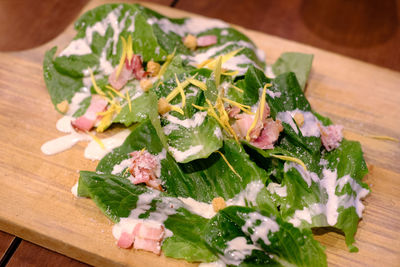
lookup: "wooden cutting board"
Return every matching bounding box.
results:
[0,1,399,266]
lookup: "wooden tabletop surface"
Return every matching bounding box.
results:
[0,0,399,266]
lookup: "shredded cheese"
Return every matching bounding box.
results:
[222,97,254,115]
[126,35,133,62]
[230,84,244,93]
[221,70,239,76]
[188,78,207,91]
[157,48,176,79]
[170,105,184,115]
[126,90,132,112]
[116,36,128,79]
[214,56,222,88]
[216,151,241,178]
[175,74,186,108]
[105,85,126,100]
[87,132,105,149]
[89,68,106,96]
[165,74,197,104]
[199,47,244,69]
[365,135,399,142]
[272,154,307,171]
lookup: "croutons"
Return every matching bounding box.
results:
[140,79,153,92]
[183,34,197,51]
[158,98,171,115]
[56,100,69,114]
[147,61,161,77]
[212,197,226,212]
[293,112,304,127]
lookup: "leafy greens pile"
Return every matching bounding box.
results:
[43,3,369,266]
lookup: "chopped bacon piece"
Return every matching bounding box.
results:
[320,124,343,151]
[108,55,148,90]
[128,55,148,80]
[129,150,162,190]
[134,237,161,255]
[251,119,283,149]
[71,95,108,131]
[117,232,135,249]
[134,223,164,241]
[231,103,270,139]
[197,35,217,47]
[108,64,133,90]
[227,105,240,119]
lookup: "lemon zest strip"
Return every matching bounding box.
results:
[157,48,176,79]
[271,154,307,171]
[126,35,133,62]
[246,83,269,141]
[216,151,241,178]
[106,85,127,100]
[116,37,127,80]
[222,97,254,115]
[87,132,105,149]
[126,90,132,112]
[89,68,106,96]
[188,78,207,91]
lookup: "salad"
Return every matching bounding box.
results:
[42,3,370,266]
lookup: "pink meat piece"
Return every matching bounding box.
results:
[197,35,217,47]
[71,95,108,131]
[227,106,240,119]
[108,63,133,90]
[129,150,162,190]
[117,232,135,249]
[128,55,148,80]
[134,223,164,241]
[231,101,270,139]
[251,119,283,149]
[133,237,161,255]
[320,124,343,151]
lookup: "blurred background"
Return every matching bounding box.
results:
[0,0,398,71]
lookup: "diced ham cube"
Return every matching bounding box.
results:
[117,232,135,249]
[133,237,161,255]
[71,95,108,131]
[197,35,217,47]
[320,124,343,151]
[135,223,164,241]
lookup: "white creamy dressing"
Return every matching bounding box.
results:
[147,17,229,36]
[178,197,216,219]
[242,212,279,245]
[41,131,91,155]
[59,39,92,57]
[112,158,132,175]
[277,109,321,137]
[99,39,114,75]
[168,145,204,162]
[84,129,131,160]
[266,182,287,197]
[265,65,275,78]
[113,191,181,240]
[284,162,319,187]
[221,236,259,266]
[286,166,370,227]
[164,111,207,128]
[226,180,265,207]
[213,127,223,140]
[185,85,199,98]
[188,40,255,64]
[71,182,79,197]
[199,260,226,267]
[266,89,281,99]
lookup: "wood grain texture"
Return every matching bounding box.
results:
[0,1,399,267]
[7,240,90,267]
[176,0,400,72]
[0,231,15,259]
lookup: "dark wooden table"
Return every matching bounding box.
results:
[0,0,398,266]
